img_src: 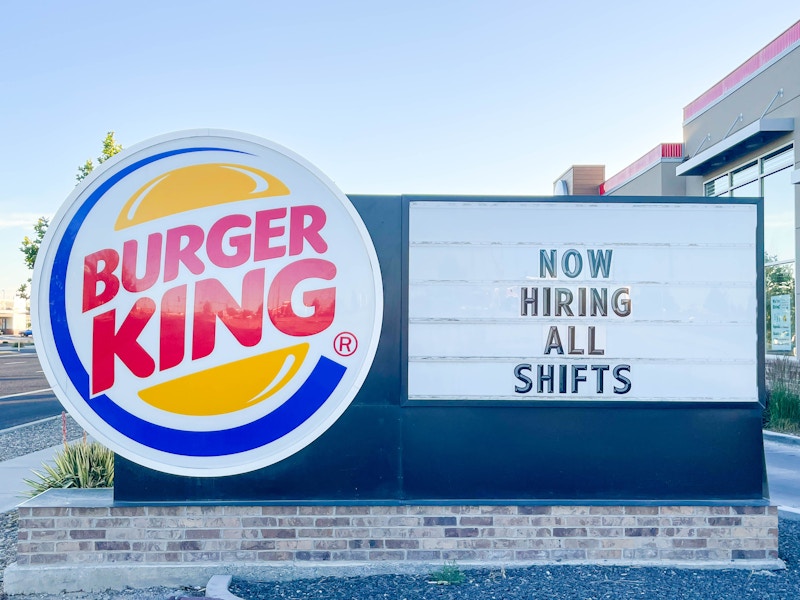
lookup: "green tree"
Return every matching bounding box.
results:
[76,131,123,183]
[20,133,123,275]
[20,216,50,271]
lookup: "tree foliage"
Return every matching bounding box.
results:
[76,131,123,183]
[20,133,123,275]
[19,216,50,271]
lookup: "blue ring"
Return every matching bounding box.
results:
[50,147,346,457]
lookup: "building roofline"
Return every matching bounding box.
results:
[683,20,800,123]
[600,144,683,195]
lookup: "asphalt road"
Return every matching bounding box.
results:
[0,343,61,429]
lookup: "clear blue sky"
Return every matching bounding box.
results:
[2,1,799,298]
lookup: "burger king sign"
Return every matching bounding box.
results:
[33,130,383,476]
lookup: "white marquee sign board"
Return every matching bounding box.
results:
[407,200,759,402]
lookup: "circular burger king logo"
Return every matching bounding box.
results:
[33,130,383,476]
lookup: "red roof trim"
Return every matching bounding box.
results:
[684,20,800,122]
[600,144,683,195]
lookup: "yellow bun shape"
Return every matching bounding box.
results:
[115,163,290,230]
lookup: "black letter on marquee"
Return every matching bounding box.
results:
[514,364,533,394]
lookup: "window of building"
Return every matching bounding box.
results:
[704,145,795,354]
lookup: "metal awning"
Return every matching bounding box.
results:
[676,118,794,176]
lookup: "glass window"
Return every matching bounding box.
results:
[731,180,759,197]
[766,262,795,354]
[731,162,758,187]
[763,166,795,263]
[704,174,729,196]
[763,147,794,175]
[702,144,795,355]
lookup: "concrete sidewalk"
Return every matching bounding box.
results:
[0,444,61,512]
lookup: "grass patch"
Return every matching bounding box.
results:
[765,358,800,434]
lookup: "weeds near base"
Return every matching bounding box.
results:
[428,561,465,585]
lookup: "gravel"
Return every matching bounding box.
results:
[0,518,797,600]
[0,414,84,463]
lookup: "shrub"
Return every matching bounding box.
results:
[24,439,114,497]
[765,357,800,433]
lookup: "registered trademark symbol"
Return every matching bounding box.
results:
[334,332,358,356]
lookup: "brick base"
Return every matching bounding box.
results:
[4,489,781,594]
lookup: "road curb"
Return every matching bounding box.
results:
[764,430,800,446]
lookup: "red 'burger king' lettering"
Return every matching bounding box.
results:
[87,223,339,395]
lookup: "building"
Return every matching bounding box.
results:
[0,296,29,335]
[555,20,800,356]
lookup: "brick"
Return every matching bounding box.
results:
[553,528,587,537]
[624,528,658,537]
[111,506,145,517]
[241,517,278,528]
[167,541,202,551]
[69,529,104,540]
[260,506,297,516]
[708,517,742,527]
[479,506,516,515]
[587,549,622,560]
[260,528,296,539]
[407,550,442,560]
[146,506,184,516]
[277,517,314,527]
[241,540,277,551]
[296,551,331,560]
[624,506,659,515]
[386,539,419,549]
[518,506,552,515]
[257,551,294,561]
[349,539,384,549]
[331,551,369,560]
[299,506,335,516]
[444,528,479,538]
[589,507,623,515]
[275,539,314,550]
[145,552,181,562]
[185,506,224,516]
[314,540,348,550]
[29,554,68,564]
[732,506,766,515]
[223,507,260,516]
[315,517,351,527]
[370,506,407,515]
[659,549,696,560]
[551,507,591,516]
[183,551,221,562]
[515,549,549,560]
[455,538,491,549]
[335,506,370,515]
[95,541,131,551]
[220,551,257,561]
[92,518,130,528]
[460,516,492,526]
[551,549,587,561]
[423,517,457,526]
[185,529,221,540]
[334,528,371,538]
[442,550,478,560]
[672,538,707,548]
[297,528,334,538]
[564,538,600,549]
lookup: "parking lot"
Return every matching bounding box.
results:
[0,342,60,429]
